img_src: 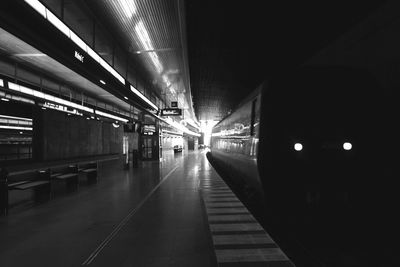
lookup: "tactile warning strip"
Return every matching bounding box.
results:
[200,174,296,267]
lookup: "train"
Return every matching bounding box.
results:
[209,66,396,265]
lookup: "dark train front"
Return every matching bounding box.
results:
[209,66,396,266]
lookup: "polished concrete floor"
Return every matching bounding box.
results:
[0,150,293,267]
[0,150,215,267]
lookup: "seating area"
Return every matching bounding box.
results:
[78,162,98,184]
[1,160,100,215]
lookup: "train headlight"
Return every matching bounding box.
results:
[343,142,352,151]
[294,143,303,151]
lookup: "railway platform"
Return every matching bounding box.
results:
[0,150,294,267]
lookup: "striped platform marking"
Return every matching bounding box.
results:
[206,207,249,214]
[200,173,295,266]
[208,214,256,223]
[215,248,290,262]
[213,234,275,245]
[205,202,246,208]
[210,223,264,233]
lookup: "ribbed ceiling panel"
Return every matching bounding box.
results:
[87,0,192,115]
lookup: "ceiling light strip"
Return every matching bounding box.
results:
[157,116,200,137]
[0,115,32,121]
[130,85,158,110]
[134,20,163,73]
[8,81,94,113]
[24,0,125,85]
[0,125,33,131]
[95,110,129,123]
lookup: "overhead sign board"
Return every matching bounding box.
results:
[161,108,182,116]
[142,124,156,136]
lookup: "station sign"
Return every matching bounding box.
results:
[143,124,156,135]
[74,51,84,63]
[161,108,182,116]
[42,102,82,116]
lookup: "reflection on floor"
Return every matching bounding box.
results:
[0,150,294,267]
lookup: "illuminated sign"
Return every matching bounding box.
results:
[42,102,83,115]
[161,108,182,116]
[143,124,156,133]
[74,51,84,62]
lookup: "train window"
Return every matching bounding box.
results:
[343,142,352,151]
[294,143,303,151]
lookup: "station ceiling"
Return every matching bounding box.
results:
[186,0,388,121]
[2,0,389,125]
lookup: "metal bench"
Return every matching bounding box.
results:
[78,162,98,184]
[7,169,52,206]
[51,165,79,191]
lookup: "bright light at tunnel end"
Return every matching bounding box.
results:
[343,142,352,151]
[294,143,303,151]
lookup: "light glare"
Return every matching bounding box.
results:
[343,142,352,150]
[130,85,158,110]
[119,0,136,18]
[95,110,129,123]
[8,82,94,113]
[294,143,303,151]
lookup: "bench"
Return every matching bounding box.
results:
[8,169,52,203]
[1,159,103,216]
[78,162,98,184]
[51,165,79,192]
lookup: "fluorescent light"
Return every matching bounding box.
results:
[70,31,87,52]
[0,119,31,126]
[95,110,129,123]
[8,82,94,113]
[0,79,3,87]
[0,115,32,121]
[1,98,9,102]
[119,0,136,18]
[86,46,100,62]
[0,125,33,131]
[46,10,70,37]
[130,85,158,110]
[160,117,200,137]
[135,21,152,50]
[24,0,46,18]
[100,80,106,85]
[0,90,35,104]
[12,53,47,57]
[99,58,125,85]
[149,52,163,73]
[124,96,128,100]
[135,21,163,73]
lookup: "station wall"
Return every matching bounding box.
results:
[41,110,123,161]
